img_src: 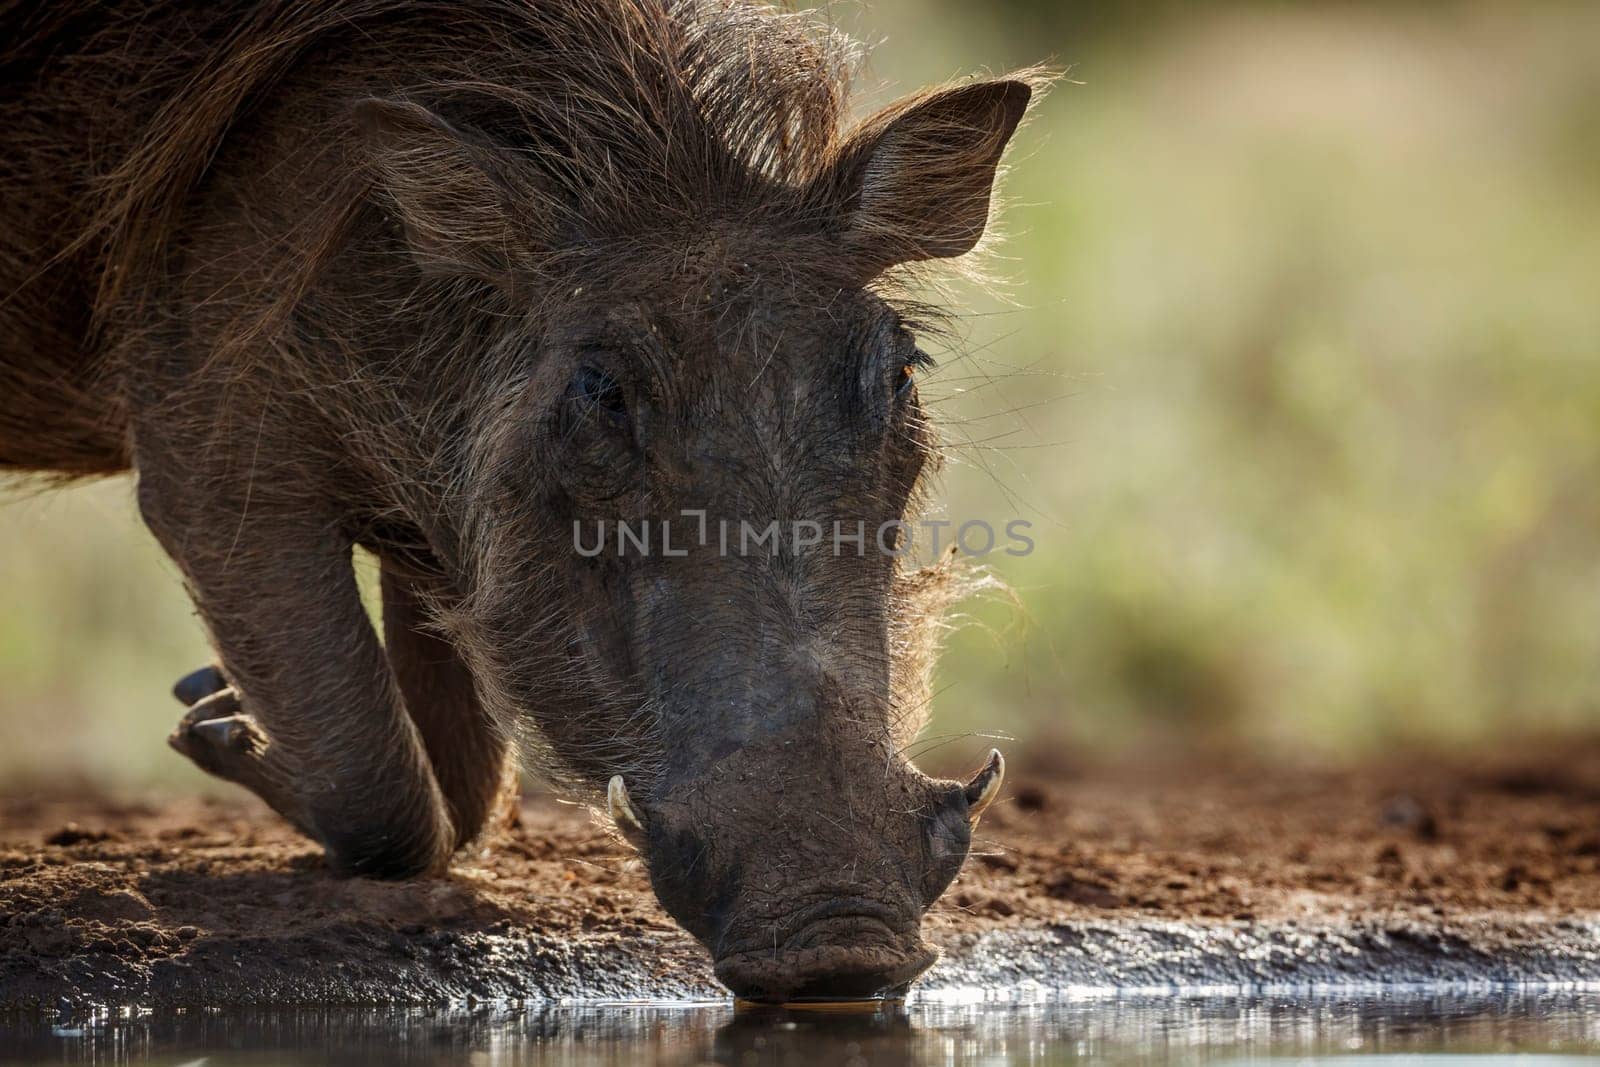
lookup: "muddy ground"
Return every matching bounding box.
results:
[4,746,1600,1009]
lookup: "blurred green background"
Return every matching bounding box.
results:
[2,0,1597,791]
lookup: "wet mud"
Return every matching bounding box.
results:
[3,747,1599,1009]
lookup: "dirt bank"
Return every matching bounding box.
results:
[4,747,1600,1008]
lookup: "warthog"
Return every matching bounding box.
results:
[1,0,1039,999]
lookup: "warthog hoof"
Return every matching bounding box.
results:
[168,669,304,832]
[172,664,228,706]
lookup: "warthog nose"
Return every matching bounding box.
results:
[713,930,938,1002]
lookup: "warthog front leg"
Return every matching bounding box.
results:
[168,671,311,834]
[167,578,519,855]
[137,479,455,878]
[380,569,520,850]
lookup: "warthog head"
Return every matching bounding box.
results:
[351,4,1038,1000]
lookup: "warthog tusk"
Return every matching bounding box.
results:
[964,748,1005,824]
[608,774,648,849]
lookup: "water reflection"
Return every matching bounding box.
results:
[716,1003,915,1067]
[4,990,1600,1065]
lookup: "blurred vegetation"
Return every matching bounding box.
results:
[2,1,1597,790]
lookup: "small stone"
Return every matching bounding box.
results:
[1380,794,1440,841]
[44,824,113,847]
[1013,786,1049,813]
[982,896,1016,918]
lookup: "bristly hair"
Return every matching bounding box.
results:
[5,0,1047,797]
[61,0,1046,325]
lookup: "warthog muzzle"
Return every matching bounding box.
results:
[713,899,939,1001]
[610,747,1005,1001]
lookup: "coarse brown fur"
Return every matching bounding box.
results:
[0,0,1044,999]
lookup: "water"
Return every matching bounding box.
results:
[4,990,1600,1064]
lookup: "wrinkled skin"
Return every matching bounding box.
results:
[0,0,1033,1000]
[651,741,974,999]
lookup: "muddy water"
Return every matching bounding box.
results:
[4,989,1600,1064]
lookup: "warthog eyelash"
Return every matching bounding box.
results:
[895,349,935,399]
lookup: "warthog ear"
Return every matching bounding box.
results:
[829,78,1035,278]
[353,98,539,287]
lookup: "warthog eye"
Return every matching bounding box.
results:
[566,365,630,431]
[895,350,934,401]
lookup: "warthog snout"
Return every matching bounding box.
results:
[613,744,1005,1000]
[713,899,939,1001]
